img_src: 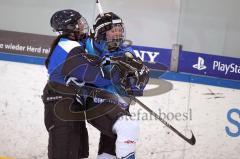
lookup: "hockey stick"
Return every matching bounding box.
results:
[133,97,196,145]
[96,0,104,16]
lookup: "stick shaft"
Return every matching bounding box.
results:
[134,97,196,145]
[96,0,104,16]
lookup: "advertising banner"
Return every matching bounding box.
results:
[0,30,171,70]
[178,51,240,81]
[0,30,54,57]
[131,45,171,71]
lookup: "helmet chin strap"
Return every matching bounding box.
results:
[66,32,86,41]
[107,38,124,51]
[107,41,119,51]
[66,33,76,41]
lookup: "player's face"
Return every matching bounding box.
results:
[106,24,124,42]
[106,24,125,50]
[74,18,89,36]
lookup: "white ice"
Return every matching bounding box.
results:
[0,60,239,159]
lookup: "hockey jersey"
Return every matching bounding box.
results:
[47,37,112,87]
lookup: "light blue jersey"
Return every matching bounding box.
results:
[85,38,135,94]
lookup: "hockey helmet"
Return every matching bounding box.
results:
[50,9,89,38]
[93,12,125,50]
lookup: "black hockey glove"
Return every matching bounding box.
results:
[110,52,149,96]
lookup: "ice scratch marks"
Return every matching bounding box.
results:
[203,88,225,99]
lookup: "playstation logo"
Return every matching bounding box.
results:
[193,57,207,70]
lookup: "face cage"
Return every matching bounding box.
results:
[72,16,89,40]
[106,23,126,51]
[56,17,89,39]
[77,16,89,35]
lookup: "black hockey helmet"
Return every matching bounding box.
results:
[50,9,89,37]
[93,12,125,40]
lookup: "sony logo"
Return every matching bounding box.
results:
[133,50,159,63]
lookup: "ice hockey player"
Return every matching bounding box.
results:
[42,9,90,159]
[84,12,150,159]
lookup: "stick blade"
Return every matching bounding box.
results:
[188,131,196,145]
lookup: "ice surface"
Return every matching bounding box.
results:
[0,60,239,159]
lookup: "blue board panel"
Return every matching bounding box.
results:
[178,51,240,81]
